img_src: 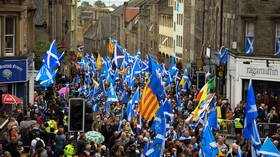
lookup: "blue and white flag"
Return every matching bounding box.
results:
[36,64,55,82]
[112,44,124,68]
[259,137,280,157]
[218,46,229,65]
[251,120,262,157]
[245,36,254,54]
[92,80,106,103]
[244,80,258,140]
[43,40,64,69]
[208,108,218,130]
[105,84,118,106]
[39,69,58,88]
[126,88,140,121]
[175,82,182,110]
[129,59,141,89]
[181,69,192,92]
[275,37,280,57]
[145,107,166,157]
[200,124,218,157]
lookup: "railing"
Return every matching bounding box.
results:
[217,119,280,139]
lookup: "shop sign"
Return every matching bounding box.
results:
[246,67,278,76]
[0,60,27,83]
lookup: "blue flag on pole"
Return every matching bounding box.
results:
[200,124,218,157]
[105,84,118,106]
[244,80,258,140]
[39,69,58,88]
[218,47,229,65]
[259,137,280,157]
[208,108,218,130]
[126,88,140,121]
[145,107,166,157]
[43,40,64,69]
[112,44,124,68]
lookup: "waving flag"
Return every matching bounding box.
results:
[92,80,106,103]
[244,80,258,139]
[176,82,182,110]
[218,47,229,65]
[43,40,64,69]
[36,64,55,81]
[108,39,115,54]
[169,56,178,77]
[259,137,280,157]
[96,53,103,69]
[39,69,58,88]
[126,88,140,121]
[245,36,254,54]
[208,108,218,130]
[112,44,124,68]
[180,69,192,92]
[129,59,141,88]
[145,107,166,157]
[105,84,118,106]
[200,124,218,157]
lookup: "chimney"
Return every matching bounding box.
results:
[123,2,128,27]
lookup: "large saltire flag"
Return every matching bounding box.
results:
[39,69,58,88]
[43,40,64,69]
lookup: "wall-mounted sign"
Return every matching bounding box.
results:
[0,60,27,83]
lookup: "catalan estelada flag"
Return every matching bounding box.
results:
[138,79,160,121]
[108,39,115,54]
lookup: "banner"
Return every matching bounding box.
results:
[0,60,27,83]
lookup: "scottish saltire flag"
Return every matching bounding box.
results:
[175,82,182,110]
[218,47,229,65]
[169,56,178,77]
[39,69,58,88]
[112,44,124,68]
[113,70,119,82]
[245,36,254,54]
[126,88,140,121]
[92,80,106,103]
[141,61,149,72]
[275,37,280,57]
[43,40,64,69]
[259,137,280,157]
[36,64,55,81]
[118,105,124,132]
[105,84,118,106]
[244,80,258,139]
[208,108,218,130]
[200,124,218,157]
[180,69,192,92]
[150,104,165,133]
[75,74,80,84]
[162,99,174,123]
[251,120,262,157]
[145,108,166,157]
[129,59,141,88]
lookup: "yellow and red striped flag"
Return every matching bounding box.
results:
[138,80,160,121]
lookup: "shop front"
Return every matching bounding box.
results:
[226,55,280,108]
[0,57,30,112]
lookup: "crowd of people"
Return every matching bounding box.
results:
[0,52,279,157]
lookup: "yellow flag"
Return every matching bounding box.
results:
[96,53,103,69]
[193,84,208,118]
[108,40,115,54]
[180,75,185,87]
[119,67,129,75]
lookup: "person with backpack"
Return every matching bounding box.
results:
[30,132,46,157]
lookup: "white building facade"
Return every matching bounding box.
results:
[173,0,184,59]
[226,54,280,108]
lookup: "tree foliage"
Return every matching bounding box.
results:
[78,1,93,11]
[94,0,106,7]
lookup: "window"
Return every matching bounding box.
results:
[4,16,15,55]
[177,14,183,25]
[276,24,280,53]
[245,22,254,54]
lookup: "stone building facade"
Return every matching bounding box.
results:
[34,0,77,51]
[0,0,36,56]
